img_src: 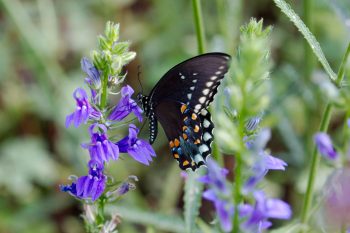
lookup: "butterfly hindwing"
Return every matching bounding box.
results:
[155,101,206,170]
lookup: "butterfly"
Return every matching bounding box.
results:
[137,53,231,171]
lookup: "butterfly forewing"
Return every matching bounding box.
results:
[150,53,231,112]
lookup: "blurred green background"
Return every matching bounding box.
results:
[0,0,349,232]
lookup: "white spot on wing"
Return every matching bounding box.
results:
[203,119,211,128]
[203,132,212,141]
[206,82,213,87]
[215,71,221,75]
[194,154,204,163]
[210,76,217,80]
[193,73,198,76]
[199,144,209,153]
[187,93,192,100]
[181,75,185,79]
[199,97,206,104]
[219,65,225,70]
[202,89,209,95]
[195,104,201,110]
[201,109,208,116]
[190,86,195,91]
[193,79,198,83]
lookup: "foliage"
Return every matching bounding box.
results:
[0,0,349,232]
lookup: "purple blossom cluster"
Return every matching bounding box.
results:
[200,126,291,232]
[241,128,292,232]
[60,58,155,201]
[198,158,234,232]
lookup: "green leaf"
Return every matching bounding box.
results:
[273,0,337,82]
[183,167,206,233]
[270,222,308,233]
[106,205,186,233]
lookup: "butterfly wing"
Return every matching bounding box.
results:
[147,53,231,170]
[150,52,231,113]
[155,101,209,170]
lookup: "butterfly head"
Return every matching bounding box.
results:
[137,93,151,116]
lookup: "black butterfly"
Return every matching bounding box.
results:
[137,53,231,171]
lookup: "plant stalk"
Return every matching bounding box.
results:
[100,71,109,109]
[192,0,206,54]
[300,41,350,229]
[233,151,242,233]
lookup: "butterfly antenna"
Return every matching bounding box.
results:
[137,65,143,94]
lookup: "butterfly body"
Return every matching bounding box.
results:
[138,53,231,170]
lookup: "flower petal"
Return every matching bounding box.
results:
[314,132,338,160]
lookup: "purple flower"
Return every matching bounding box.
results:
[106,175,138,199]
[83,124,119,164]
[108,85,143,122]
[60,160,106,201]
[198,158,229,194]
[347,118,350,128]
[81,57,101,102]
[203,190,234,232]
[245,152,287,191]
[314,132,337,160]
[244,129,287,191]
[81,57,101,90]
[65,88,101,128]
[241,191,292,232]
[116,124,156,165]
[199,158,233,232]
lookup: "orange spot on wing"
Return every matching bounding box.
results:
[183,117,188,122]
[191,113,197,120]
[169,140,174,148]
[180,104,187,113]
[173,153,179,159]
[182,126,188,131]
[174,138,180,147]
[194,139,201,144]
[183,133,188,140]
[183,160,189,166]
[194,125,200,133]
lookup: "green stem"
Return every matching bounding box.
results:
[342,110,350,165]
[192,0,206,54]
[335,42,350,86]
[233,151,242,233]
[300,41,350,229]
[100,71,109,109]
[96,196,106,225]
[300,103,333,224]
[303,0,313,82]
